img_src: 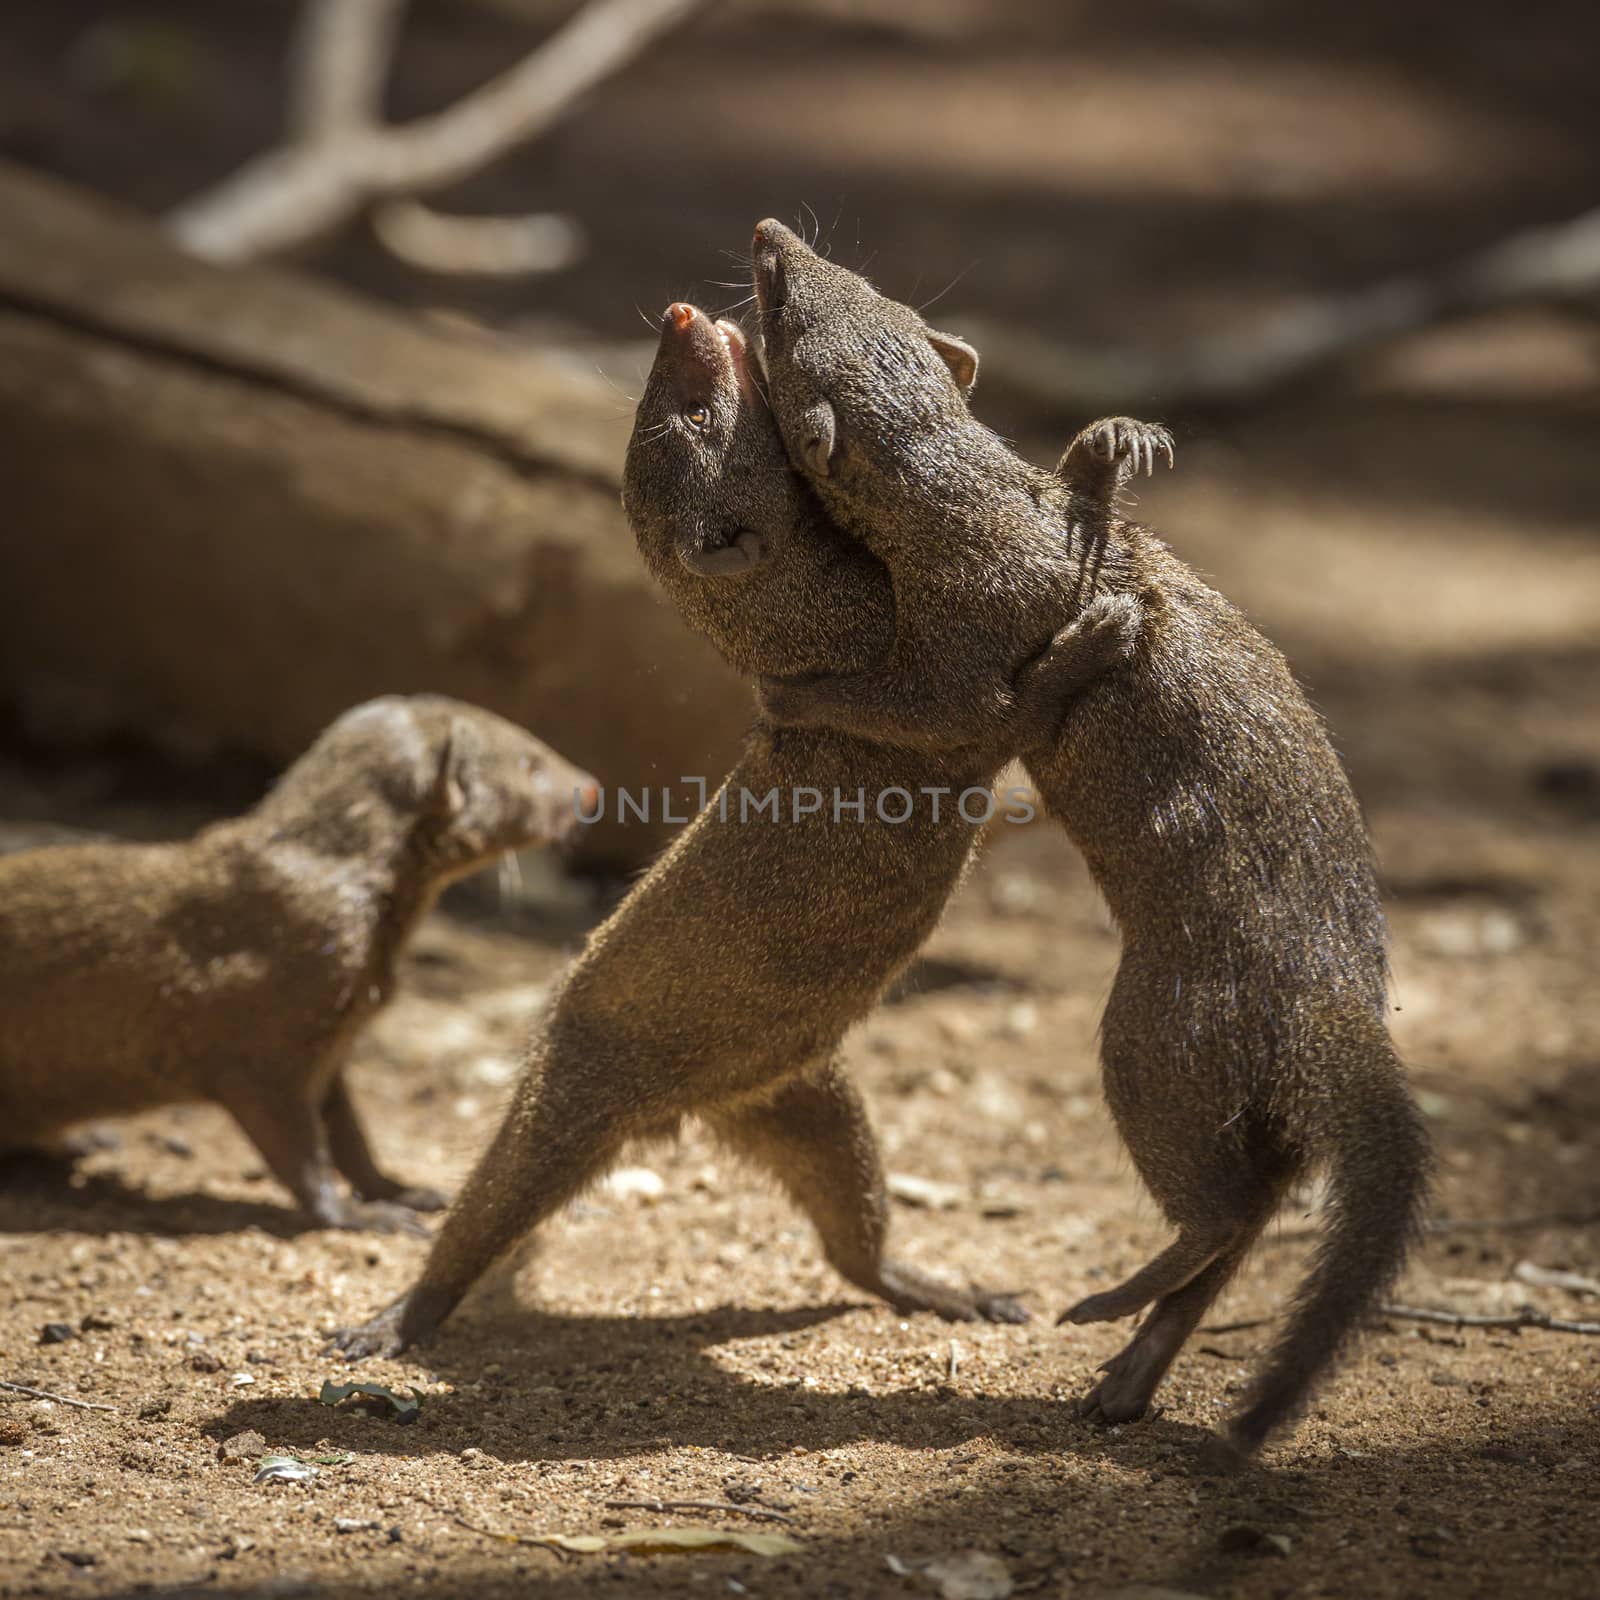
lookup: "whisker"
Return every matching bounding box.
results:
[594,367,640,406]
[917,260,978,313]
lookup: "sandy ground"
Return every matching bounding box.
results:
[3,1,1600,1595]
[2,425,1598,1597]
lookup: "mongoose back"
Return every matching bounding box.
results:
[333,302,1140,1357]
[751,220,1431,1460]
[0,695,595,1232]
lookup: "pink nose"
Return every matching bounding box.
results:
[666,302,697,332]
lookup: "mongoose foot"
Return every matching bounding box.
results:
[1081,1363,1158,1427]
[1077,1334,1171,1424]
[379,1184,449,1214]
[1078,417,1175,478]
[1057,1282,1148,1325]
[308,1196,433,1237]
[330,1286,451,1360]
[877,1260,1028,1324]
[1194,1430,1250,1476]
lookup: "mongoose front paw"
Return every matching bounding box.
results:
[877,1261,1030,1324]
[1079,417,1175,478]
[385,1184,449,1214]
[1013,592,1143,748]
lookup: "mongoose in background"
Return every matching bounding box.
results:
[751,220,1431,1460]
[0,695,595,1234]
[332,301,1142,1358]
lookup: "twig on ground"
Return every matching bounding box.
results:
[169,0,711,266]
[1198,1316,1274,1335]
[1424,1209,1600,1235]
[1,1379,118,1412]
[451,1509,565,1552]
[1380,1303,1600,1335]
[947,1338,961,1383]
[603,1497,797,1525]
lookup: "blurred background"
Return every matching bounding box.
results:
[1,0,1597,868]
[1,5,1598,1594]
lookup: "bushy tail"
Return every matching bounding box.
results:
[1229,1026,1432,1454]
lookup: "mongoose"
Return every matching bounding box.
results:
[331,301,1141,1357]
[0,695,595,1234]
[750,220,1432,1460]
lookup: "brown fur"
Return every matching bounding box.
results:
[0,695,593,1233]
[751,220,1431,1459]
[332,303,1140,1357]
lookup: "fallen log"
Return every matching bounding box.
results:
[0,161,751,867]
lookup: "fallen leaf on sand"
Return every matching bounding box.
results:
[1513,1260,1600,1297]
[528,1527,801,1558]
[253,1456,317,1484]
[923,1550,1014,1599]
[886,1173,967,1211]
[318,1380,422,1424]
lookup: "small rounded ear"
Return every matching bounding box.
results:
[800,399,837,477]
[428,724,467,817]
[926,329,979,392]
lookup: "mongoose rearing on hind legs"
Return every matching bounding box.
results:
[331,300,1150,1357]
[0,695,595,1233]
[751,220,1431,1460]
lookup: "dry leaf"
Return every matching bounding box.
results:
[530,1527,801,1558]
[1513,1260,1600,1297]
[886,1173,967,1211]
[924,1551,1014,1599]
[318,1380,422,1423]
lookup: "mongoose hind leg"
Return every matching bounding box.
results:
[334,1049,636,1358]
[707,1058,1027,1325]
[323,1075,447,1213]
[1059,1225,1228,1325]
[220,1071,429,1236]
[1079,1208,1274,1425]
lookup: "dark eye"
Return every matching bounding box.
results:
[685,404,711,431]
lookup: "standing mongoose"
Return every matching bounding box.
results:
[749,220,1431,1460]
[331,301,1144,1357]
[0,695,595,1234]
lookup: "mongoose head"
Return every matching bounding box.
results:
[623,300,897,681]
[624,301,794,581]
[751,219,980,503]
[264,696,599,881]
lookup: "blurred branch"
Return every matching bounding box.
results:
[965,204,1600,415]
[168,0,710,268]
[289,0,405,138]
